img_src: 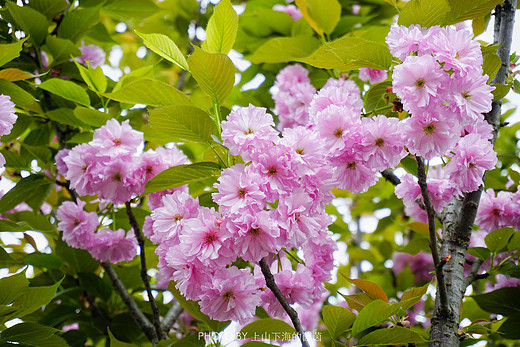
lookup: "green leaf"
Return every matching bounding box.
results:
[73,107,111,127]
[169,335,205,347]
[0,271,29,305]
[144,162,221,195]
[0,322,59,345]
[347,278,388,302]
[322,305,356,339]
[148,105,216,144]
[202,0,238,54]
[188,46,236,105]
[473,287,520,316]
[73,59,107,93]
[78,273,112,301]
[39,79,91,107]
[498,313,520,339]
[492,83,511,101]
[24,253,63,270]
[400,282,429,310]
[55,238,99,274]
[27,0,69,19]
[6,2,49,45]
[46,108,90,128]
[108,328,135,347]
[484,227,514,252]
[508,232,520,252]
[8,278,63,319]
[104,78,191,107]
[357,326,428,346]
[364,81,393,114]
[298,36,392,71]
[45,35,81,66]
[342,292,373,312]
[240,318,296,341]
[0,174,53,213]
[0,68,35,81]
[397,0,451,27]
[168,282,230,332]
[467,247,491,261]
[135,31,189,71]
[0,38,28,68]
[443,0,504,24]
[57,6,100,42]
[351,300,400,336]
[247,36,321,64]
[483,52,502,82]
[102,0,160,21]
[0,79,35,107]
[295,0,341,36]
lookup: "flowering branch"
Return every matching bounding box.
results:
[160,301,183,334]
[430,1,516,345]
[101,262,157,344]
[259,258,310,347]
[415,156,448,312]
[125,202,167,341]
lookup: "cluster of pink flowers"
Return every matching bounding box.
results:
[358,68,387,84]
[272,64,316,130]
[56,200,137,263]
[75,41,106,68]
[272,4,302,21]
[147,104,337,324]
[56,118,188,262]
[0,95,18,169]
[386,25,497,220]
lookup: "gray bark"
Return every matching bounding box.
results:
[428,2,516,345]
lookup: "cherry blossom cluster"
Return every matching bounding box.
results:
[272,64,316,130]
[56,118,188,262]
[146,104,338,324]
[386,25,497,220]
[0,95,18,169]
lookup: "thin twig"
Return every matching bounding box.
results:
[160,301,183,334]
[102,262,157,344]
[259,258,310,347]
[415,156,448,313]
[125,201,167,341]
[463,259,487,288]
[84,290,110,329]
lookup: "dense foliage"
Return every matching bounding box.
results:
[0,0,519,346]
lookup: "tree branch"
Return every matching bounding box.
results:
[429,1,516,345]
[381,169,401,185]
[125,201,167,341]
[101,262,157,344]
[160,301,183,334]
[415,156,448,312]
[463,259,487,288]
[259,258,310,347]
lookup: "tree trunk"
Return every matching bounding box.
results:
[428,1,517,345]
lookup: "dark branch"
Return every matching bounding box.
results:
[463,259,487,288]
[259,258,310,347]
[416,156,448,312]
[102,262,157,344]
[381,169,401,185]
[125,201,167,341]
[161,301,183,334]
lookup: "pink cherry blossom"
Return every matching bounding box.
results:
[358,68,388,84]
[76,41,106,68]
[56,200,98,249]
